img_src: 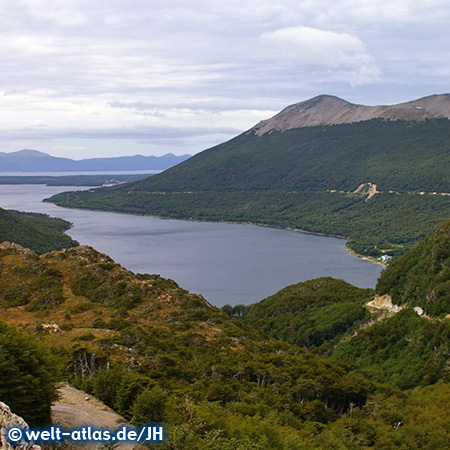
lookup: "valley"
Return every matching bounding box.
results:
[0,217,449,449]
[0,184,381,306]
[47,98,450,258]
[1,94,450,450]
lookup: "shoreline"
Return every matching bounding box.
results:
[345,246,386,267]
[46,196,382,266]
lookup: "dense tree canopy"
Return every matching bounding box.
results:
[0,322,58,425]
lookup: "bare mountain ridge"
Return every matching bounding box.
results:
[254,93,450,135]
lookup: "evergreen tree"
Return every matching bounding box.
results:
[0,322,58,425]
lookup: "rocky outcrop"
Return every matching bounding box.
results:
[366,294,403,313]
[0,242,34,255]
[0,402,40,450]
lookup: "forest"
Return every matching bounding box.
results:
[0,207,78,253]
[0,218,449,448]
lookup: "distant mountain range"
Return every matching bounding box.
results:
[48,93,450,257]
[0,149,191,172]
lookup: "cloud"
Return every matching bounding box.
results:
[260,26,380,84]
[0,125,242,141]
[0,1,449,157]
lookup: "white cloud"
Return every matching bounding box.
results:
[0,1,448,157]
[260,27,380,84]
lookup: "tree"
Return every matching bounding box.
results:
[0,322,58,425]
[132,386,167,425]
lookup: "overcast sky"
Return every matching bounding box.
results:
[1,0,449,158]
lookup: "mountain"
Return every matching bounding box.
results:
[0,150,190,172]
[49,94,450,257]
[0,207,77,253]
[331,219,450,387]
[253,93,450,134]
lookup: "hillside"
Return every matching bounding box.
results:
[0,242,390,447]
[2,240,450,448]
[376,218,450,316]
[48,117,450,256]
[235,278,373,349]
[74,118,450,193]
[236,220,450,389]
[0,149,190,172]
[0,207,78,253]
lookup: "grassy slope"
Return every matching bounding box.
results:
[2,242,450,448]
[0,245,378,435]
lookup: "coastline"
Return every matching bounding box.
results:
[345,246,386,267]
[46,195,382,265]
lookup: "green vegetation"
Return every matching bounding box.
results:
[288,383,450,450]
[0,322,58,425]
[332,308,450,388]
[107,119,450,193]
[0,207,78,253]
[227,278,373,349]
[377,219,450,316]
[1,218,450,447]
[0,245,378,438]
[325,219,450,389]
[235,220,450,392]
[48,119,450,257]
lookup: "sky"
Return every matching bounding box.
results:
[1,0,450,159]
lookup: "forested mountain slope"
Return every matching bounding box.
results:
[376,218,450,316]
[0,207,77,253]
[63,118,450,193]
[236,220,450,390]
[236,278,373,349]
[48,96,450,257]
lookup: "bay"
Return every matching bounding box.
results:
[0,184,383,306]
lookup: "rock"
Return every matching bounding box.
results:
[0,401,40,450]
[366,294,403,313]
[372,294,394,309]
[0,242,34,255]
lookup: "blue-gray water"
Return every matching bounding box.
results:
[0,185,383,306]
